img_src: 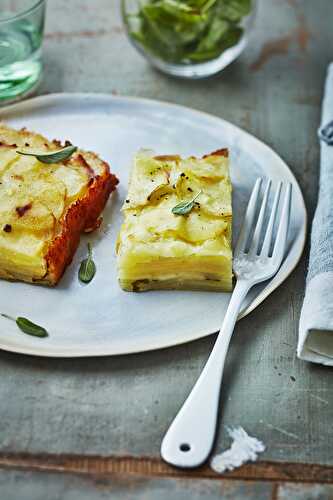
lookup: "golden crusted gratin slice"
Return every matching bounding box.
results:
[116,149,232,292]
[0,123,118,285]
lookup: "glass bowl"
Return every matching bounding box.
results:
[121,0,257,79]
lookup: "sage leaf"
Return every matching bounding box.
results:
[172,190,202,216]
[79,243,96,284]
[17,145,77,164]
[1,313,48,338]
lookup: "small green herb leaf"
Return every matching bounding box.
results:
[172,190,202,216]
[17,145,77,164]
[79,243,96,284]
[1,313,48,338]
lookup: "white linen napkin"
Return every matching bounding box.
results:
[298,63,333,365]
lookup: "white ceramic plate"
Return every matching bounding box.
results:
[0,94,306,357]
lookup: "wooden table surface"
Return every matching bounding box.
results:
[1,0,333,498]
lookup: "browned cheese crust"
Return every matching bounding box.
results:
[45,161,118,285]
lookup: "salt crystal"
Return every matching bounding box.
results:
[210,426,265,473]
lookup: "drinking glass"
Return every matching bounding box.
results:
[0,0,45,104]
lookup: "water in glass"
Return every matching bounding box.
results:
[0,0,45,103]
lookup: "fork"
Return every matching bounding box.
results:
[161,178,292,468]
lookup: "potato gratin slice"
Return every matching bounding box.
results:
[0,124,118,285]
[116,149,232,292]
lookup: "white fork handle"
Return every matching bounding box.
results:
[161,279,251,468]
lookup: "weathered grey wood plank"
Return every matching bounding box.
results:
[0,468,271,500]
[278,482,333,500]
[0,467,333,500]
[0,0,332,470]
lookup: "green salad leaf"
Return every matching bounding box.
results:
[123,0,252,64]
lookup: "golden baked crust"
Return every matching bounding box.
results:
[44,164,117,285]
[0,124,118,285]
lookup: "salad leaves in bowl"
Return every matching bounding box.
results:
[121,0,256,78]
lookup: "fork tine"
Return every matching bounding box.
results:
[261,181,282,256]
[235,178,262,254]
[249,179,271,255]
[272,183,292,264]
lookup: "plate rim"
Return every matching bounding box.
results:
[0,92,307,357]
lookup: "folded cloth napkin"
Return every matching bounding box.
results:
[298,63,333,365]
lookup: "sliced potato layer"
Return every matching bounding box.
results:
[0,124,101,282]
[117,149,232,292]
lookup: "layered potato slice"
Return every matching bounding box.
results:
[116,149,232,292]
[0,124,119,285]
